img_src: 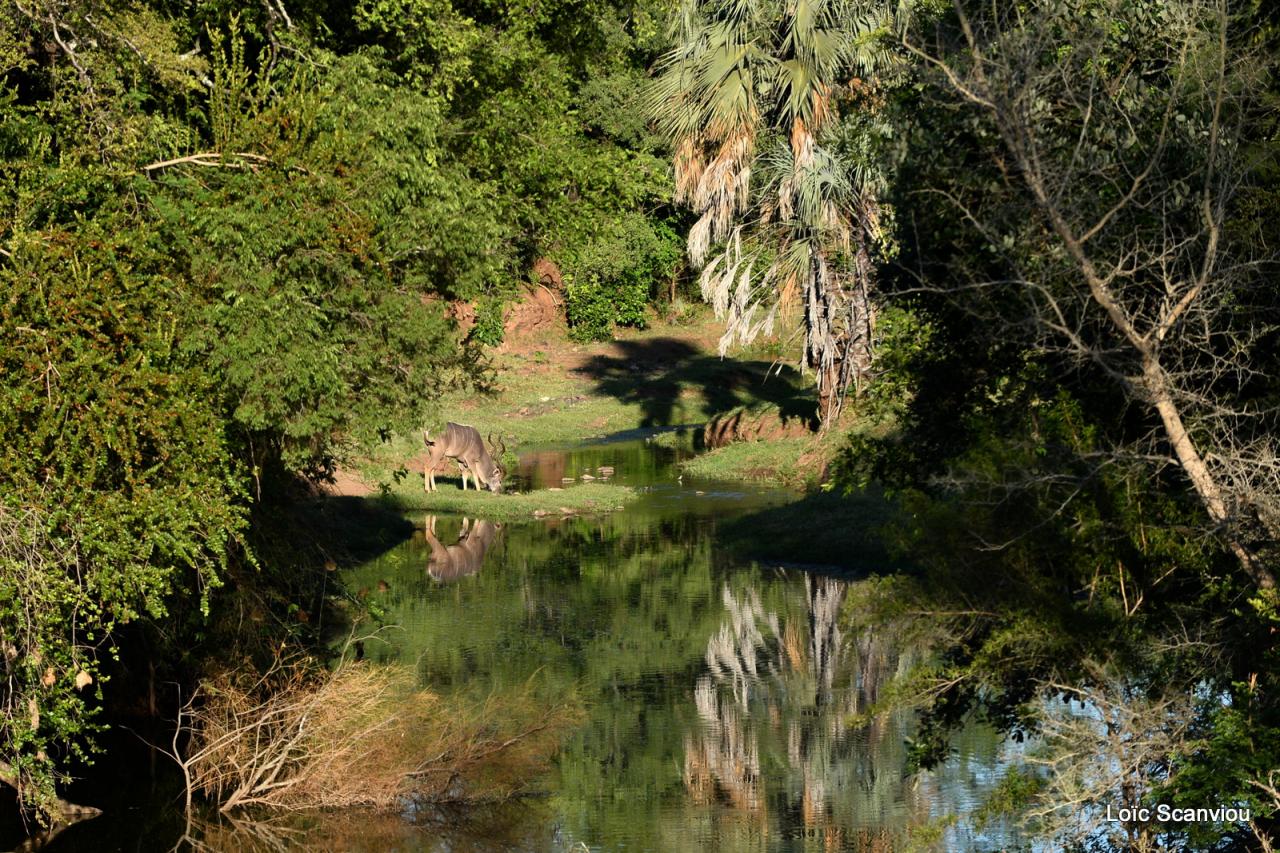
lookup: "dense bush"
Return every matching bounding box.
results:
[468,296,508,347]
[0,230,246,815]
[565,214,683,341]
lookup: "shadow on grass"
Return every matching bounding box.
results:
[577,337,818,429]
[716,488,907,574]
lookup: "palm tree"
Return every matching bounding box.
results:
[650,0,896,425]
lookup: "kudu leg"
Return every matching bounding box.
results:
[425,446,446,492]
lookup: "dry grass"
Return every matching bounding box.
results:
[171,653,578,814]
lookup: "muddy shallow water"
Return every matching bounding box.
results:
[29,436,1024,852]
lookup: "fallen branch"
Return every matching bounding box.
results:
[0,759,103,826]
[141,152,271,172]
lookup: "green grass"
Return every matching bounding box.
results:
[645,428,697,450]
[677,411,890,489]
[371,480,637,521]
[681,438,815,487]
[459,336,813,447]
[354,314,817,486]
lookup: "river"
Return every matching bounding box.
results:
[30,435,1024,852]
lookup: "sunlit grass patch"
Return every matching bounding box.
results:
[679,411,888,489]
[350,315,819,486]
[644,428,698,450]
[373,480,637,521]
[680,437,817,488]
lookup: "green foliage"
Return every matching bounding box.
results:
[565,274,645,342]
[0,229,245,817]
[353,0,483,101]
[469,296,507,347]
[969,769,1046,830]
[829,0,1280,820]
[565,214,682,341]
[0,0,685,818]
[861,306,935,416]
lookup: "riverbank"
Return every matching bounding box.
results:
[338,309,848,495]
[375,480,637,521]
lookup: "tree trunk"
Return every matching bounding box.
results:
[0,760,103,825]
[1143,360,1276,589]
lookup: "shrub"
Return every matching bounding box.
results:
[469,296,507,348]
[0,232,246,818]
[566,272,647,342]
[565,213,682,342]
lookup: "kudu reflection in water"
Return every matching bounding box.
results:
[684,575,927,843]
[423,515,502,583]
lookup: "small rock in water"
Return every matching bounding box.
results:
[559,507,575,514]
[597,466,614,475]
[548,487,564,491]
[561,477,575,483]
[540,395,551,402]
[532,509,549,518]
[695,490,706,496]
[580,473,596,481]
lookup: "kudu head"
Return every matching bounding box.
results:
[480,432,507,493]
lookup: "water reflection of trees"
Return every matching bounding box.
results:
[683,573,931,850]
[341,481,1010,851]
[182,800,559,852]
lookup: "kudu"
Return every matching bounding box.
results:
[423,422,506,493]
[423,515,502,582]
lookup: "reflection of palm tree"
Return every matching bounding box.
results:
[807,574,846,701]
[685,575,928,846]
[685,676,765,813]
[704,586,780,706]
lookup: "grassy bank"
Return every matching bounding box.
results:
[372,480,637,521]
[458,319,813,446]
[681,438,818,488]
[678,416,879,490]
[352,312,822,491]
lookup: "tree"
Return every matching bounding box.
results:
[650,0,898,424]
[0,229,246,819]
[904,0,1280,589]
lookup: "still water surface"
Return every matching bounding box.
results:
[30,435,1021,852]
[336,436,1020,852]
